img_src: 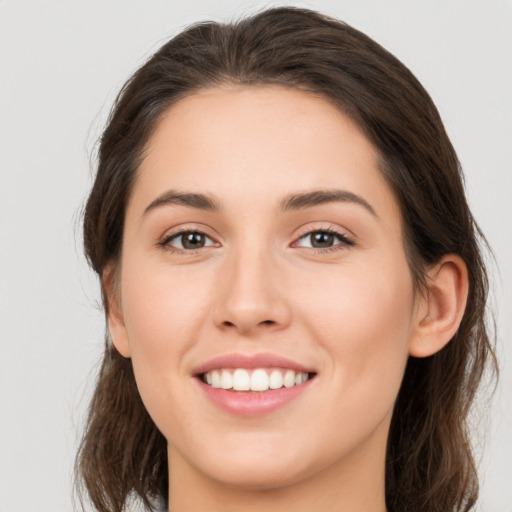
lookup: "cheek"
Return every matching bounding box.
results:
[122,261,212,355]
[297,260,415,416]
[299,256,414,337]
[118,260,215,423]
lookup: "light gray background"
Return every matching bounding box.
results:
[1,1,511,511]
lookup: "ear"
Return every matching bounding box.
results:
[409,254,469,358]
[102,264,131,358]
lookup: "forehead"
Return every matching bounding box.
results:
[129,85,399,224]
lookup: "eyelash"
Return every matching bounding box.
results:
[158,227,354,255]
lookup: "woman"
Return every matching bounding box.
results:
[76,7,496,512]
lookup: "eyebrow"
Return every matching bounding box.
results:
[143,191,221,216]
[142,188,377,217]
[279,190,377,217]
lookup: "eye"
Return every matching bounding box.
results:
[295,229,354,250]
[161,230,216,251]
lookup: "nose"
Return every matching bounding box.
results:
[212,247,292,337]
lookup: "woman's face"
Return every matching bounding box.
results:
[111,86,424,491]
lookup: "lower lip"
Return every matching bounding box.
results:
[196,377,314,417]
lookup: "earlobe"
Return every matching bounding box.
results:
[102,265,132,358]
[409,255,469,358]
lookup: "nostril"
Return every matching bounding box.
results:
[221,319,274,328]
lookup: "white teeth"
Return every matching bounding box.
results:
[295,372,307,385]
[203,368,311,391]
[283,370,295,388]
[269,370,283,389]
[211,370,221,388]
[232,369,250,391]
[250,369,269,391]
[220,370,233,390]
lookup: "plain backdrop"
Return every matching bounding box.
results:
[0,1,511,511]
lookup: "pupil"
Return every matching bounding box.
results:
[183,232,205,249]
[312,232,333,248]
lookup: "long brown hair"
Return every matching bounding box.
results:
[76,7,497,512]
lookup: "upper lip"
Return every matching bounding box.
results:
[192,352,317,376]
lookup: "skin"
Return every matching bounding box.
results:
[106,86,468,512]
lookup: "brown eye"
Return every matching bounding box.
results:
[165,231,215,250]
[181,232,207,249]
[296,230,353,250]
[310,232,336,248]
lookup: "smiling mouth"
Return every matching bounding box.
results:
[199,368,317,392]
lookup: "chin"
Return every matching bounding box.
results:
[188,436,323,491]
[204,460,308,491]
